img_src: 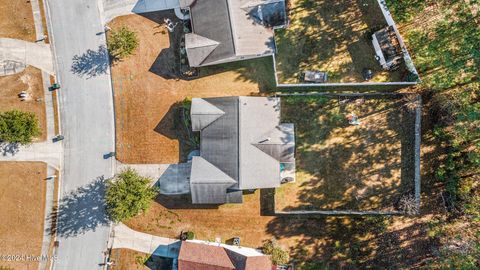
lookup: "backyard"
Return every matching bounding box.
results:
[275,0,407,83]
[0,162,47,270]
[276,95,418,212]
[109,11,275,164]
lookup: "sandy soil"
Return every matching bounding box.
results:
[109,12,271,164]
[0,162,47,270]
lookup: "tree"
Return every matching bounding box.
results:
[105,168,157,222]
[0,110,40,144]
[262,239,290,266]
[107,26,139,61]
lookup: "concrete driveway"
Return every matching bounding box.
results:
[112,223,180,258]
[0,38,54,74]
[102,0,180,23]
[116,162,191,195]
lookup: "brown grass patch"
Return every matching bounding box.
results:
[110,249,173,270]
[0,0,36,41]
[109,12,274,164]
[0,67,47,141]
[0,162,46,270]
[275,0,407,83]
[277,96,417,212]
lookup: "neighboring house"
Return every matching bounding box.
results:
[178,240,272,270]
[190,96,295,204]
[180,0,287,67]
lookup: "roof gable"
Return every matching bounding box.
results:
[191,98,225,131]
[185,34,220,66]
[252,123,295,162]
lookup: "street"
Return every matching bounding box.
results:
[45,0,115,269]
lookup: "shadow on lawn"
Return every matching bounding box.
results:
[49,177,110,238]
[138,10,277,92]
[279,96,417,212]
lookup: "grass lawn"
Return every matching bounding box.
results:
[277,95,418,212]
[110,249,173,270]
[275,0,407,83]
[0,0,47,141]
[0,162,47,270]
[109,11,275,164]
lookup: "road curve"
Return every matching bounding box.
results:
[45,0,115,269]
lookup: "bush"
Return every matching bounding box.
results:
[186,231,195,240]
[106,168,158,222]
[262,239,290,266]
[107,26,139,61]
[0,110,40,144]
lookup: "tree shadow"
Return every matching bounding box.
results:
[0,142,20,156]
[278,96,416,212]
[71,45,110,78]
[49,177,110,238]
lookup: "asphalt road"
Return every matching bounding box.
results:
[45,0,115,269]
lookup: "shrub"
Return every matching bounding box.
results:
[107,26,139,61]
[262,239,290,266]
[186,231,195,240]
[106,168,158,222]
[0,110,40,144]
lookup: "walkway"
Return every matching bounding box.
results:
[0,38,54,75]
[111,223,180,258]
[116,162,191,195]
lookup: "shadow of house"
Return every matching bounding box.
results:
[49,177,110,238]
[71,45,110,78]
[154,102,199,162]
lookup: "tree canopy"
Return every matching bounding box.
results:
[262,239,290,266]
[107,25,139,61]
[0,110,40,144]
[106,168,158,222]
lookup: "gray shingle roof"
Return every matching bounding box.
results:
[189,96,295,204]
[187,0,236,66]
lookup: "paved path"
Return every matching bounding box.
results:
[0,142,62,169]
[111,223,180,258]
[102,0,180,23]
[44,0,116,269]
[116,162,191,194]
[0,38,54,74]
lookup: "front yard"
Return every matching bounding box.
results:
[277,95,418,212]
[0,162,47,270]
[109,11,275,164]
[275,0,407,83]
[0,0,47,141]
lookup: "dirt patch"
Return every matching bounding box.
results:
[0,67,47,141]
[0,0,36,41]
[110,249,173,270]
[277,96,417,212]
[275,0,407,83]
[109,12,274,164]
[0,162,47,270]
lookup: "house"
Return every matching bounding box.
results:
[180,0,287,67]
[178,240,272,270]
[190,96,295,204]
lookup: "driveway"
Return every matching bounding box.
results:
[102,0,180,23]
[112,223,180,258]
[44,0,115,269]
[0,38,54,75]
[116,162,191,194]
